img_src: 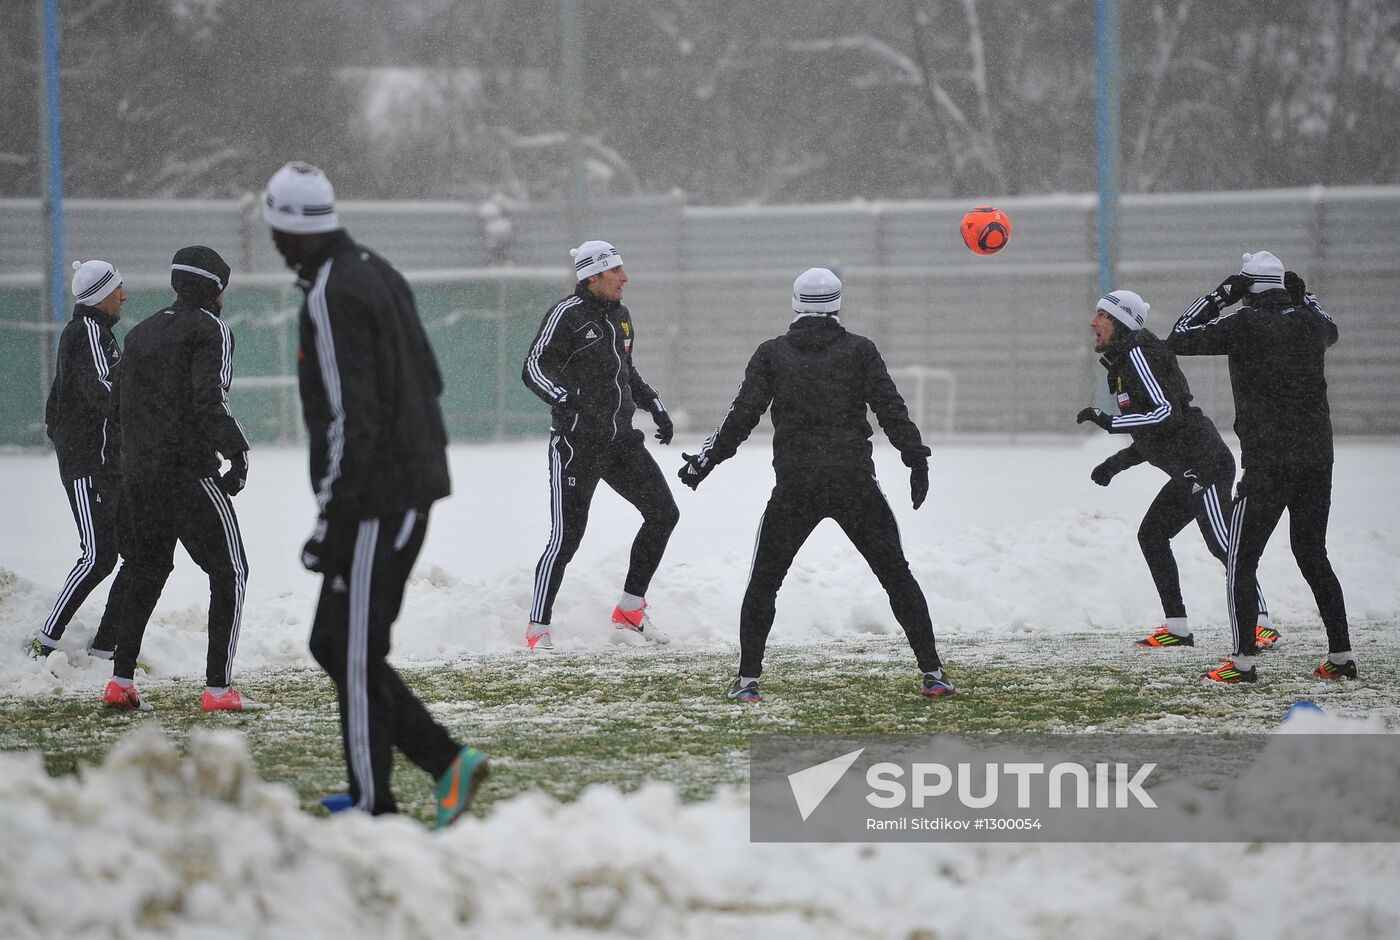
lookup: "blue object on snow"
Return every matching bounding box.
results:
[1285,700,1324,721]
[319,793,355,813]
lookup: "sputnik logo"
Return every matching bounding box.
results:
[787,748,864,821]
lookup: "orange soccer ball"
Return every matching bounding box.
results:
[960,205,1012,255]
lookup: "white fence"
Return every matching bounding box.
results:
[2,186,1397,439]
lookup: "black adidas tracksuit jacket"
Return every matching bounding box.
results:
[111,297,251,685]
[1169,287,1350,657]
[294,229,460,815]
[522,283,665,441]
[1092,327,1265,624]
[520,283,677,625]
[696,315,940,678]
[47,304,121,482]
[1093,329,1233,481]
[39,304,126,649]
[295,230,451,523]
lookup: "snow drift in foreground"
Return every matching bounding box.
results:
[2,712,1398,940]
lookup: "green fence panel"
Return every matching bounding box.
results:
[0,278,569,447]
[0,286,46,446]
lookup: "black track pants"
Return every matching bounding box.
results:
[1227,462,1350,656]
[114,472,248,686]
[41,473,126,651]
[308,508,461,815]
[738,468,941,677]
[530,428,679,624]
[1137,475,1267,623]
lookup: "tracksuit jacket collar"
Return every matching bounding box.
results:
[74,303,118,331]
[294,229,354,288]
[165,297,222,320]
[1248,288,1293,310]
[1098,326,1138,370]
[574,282,621,312]
[785,313,846,350]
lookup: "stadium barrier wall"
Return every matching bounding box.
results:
[2,186,1397,445]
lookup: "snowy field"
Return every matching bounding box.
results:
[2,436,1399,938]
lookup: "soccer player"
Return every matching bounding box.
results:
[1168,251,1354,683]
[1076,288,1275,650]
[264,161,487,827]
[677,267,953,701]
[520,239,679,651]
[103,246,256,712]
[30,260,130,662]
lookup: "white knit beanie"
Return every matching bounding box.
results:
[1097,289,1149,331]
[571,240,623,281]
[70,260,122,306]
[263,161,340,234]
[1240,250,1285,293]
[792,267,842,314]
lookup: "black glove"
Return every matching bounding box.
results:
[554,388,583,421]
[1208,274,1251,309]
[1076,407,1114,431]
[1284,271,1306,305]
[1090,461,1118,487]
[677,452,712,490]
[910,463,929,510]
[219,451,249,496]
[651,407,674,445]
[301,516,355,574]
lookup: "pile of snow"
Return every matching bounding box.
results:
[2,712,1398,939]
[2,440,1398,691]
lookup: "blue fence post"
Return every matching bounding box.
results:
[1094,0,1121,412]
[41,0,64,327]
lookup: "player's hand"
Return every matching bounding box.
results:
[651,407,674,445]
[1284,271,1307,305]
[1076,407,1113,431]
[910,463,929,510]
[1209,274,1251,309]
[677,452,711,490]
[1090,461,1117,486]
[555,388,584,419]
[219,451,249,496]
[301,516,354,574]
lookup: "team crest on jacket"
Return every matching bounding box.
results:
[1117,391,1132,410]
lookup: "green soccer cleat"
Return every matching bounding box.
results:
[25,635,58,660]
[434,746,490,831]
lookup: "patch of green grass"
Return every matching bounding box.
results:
[1,628,1395,827]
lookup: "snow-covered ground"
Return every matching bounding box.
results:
[4,437,1399,689]
[2,437,1399,938]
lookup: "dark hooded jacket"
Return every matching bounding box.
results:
[115,297,249,480]
[695,315,930,478]
[1168,288,1337,467]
